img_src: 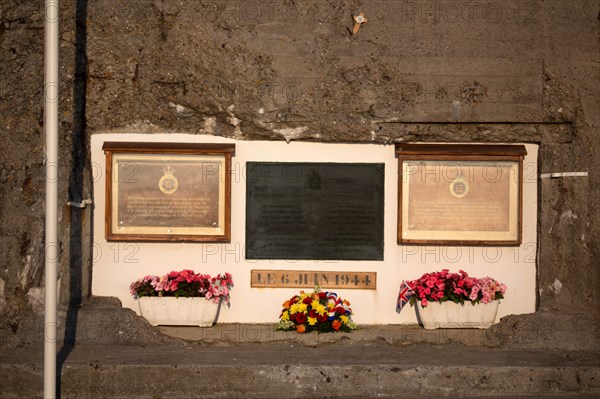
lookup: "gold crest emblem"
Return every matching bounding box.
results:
[450,176,469,198]
[158,165,179,195]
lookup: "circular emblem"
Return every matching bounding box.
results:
[450,179,469,198]
[159,165,179,195]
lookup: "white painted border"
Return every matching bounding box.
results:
[91,134,538,324]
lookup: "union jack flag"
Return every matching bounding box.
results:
[396,281,414,313]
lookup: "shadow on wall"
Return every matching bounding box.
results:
[57,0,89,396]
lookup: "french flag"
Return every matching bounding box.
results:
[396,281,414,313]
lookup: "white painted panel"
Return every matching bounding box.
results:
[91,134,537,324]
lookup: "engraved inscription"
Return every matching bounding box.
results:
[125,196,213,219]
[251,270,377,290]
[117,160,220,228]
[406,161,513,232]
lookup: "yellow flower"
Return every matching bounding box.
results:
[340,315,349,324]
[298,303,308,313]
[308,317,317,326]
[290,303,299,314]
[281,311,290,321]
[312,301,326,315]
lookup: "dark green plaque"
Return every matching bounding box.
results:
[246,162,384,260]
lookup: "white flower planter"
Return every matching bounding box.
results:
[415,300,500,329]
[138,297,220,327]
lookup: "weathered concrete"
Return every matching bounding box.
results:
[1,297,598,397]
[1,342,598,398]
[3,296,598,353]
[158,311,600,352]
[1,297,179,349]
[0,0,599,356]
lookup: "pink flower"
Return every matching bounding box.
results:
[421,298,429,307]
[481,292,492,304]
[168,280,179,292]
[179,269,195,283]
[469,286,480,301]
[402,269,506,308]
[152,275,168,292]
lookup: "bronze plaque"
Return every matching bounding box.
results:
[251,270,376,290]
[116,156,220,225]
[396,144,526,245]
[400,158,522,244]
[103,143,234,242]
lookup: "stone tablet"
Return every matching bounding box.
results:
[246,162,384,260]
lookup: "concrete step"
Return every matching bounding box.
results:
[2,299,598,398]
[1,343,598,398]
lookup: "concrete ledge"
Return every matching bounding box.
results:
[1,344,598,398]
[158,323,497,347]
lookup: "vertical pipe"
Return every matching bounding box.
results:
[44,0,59,398]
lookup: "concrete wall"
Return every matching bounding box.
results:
[0,1,597,327]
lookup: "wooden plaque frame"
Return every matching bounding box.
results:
[103,142,235,242]
[396,144,526,246]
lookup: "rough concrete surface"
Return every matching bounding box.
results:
[1,0,597,319]
[0,0,599,396]
[0,297,598,397]
[1,341,599,398]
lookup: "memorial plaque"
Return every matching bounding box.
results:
[103,142,235,242]
[251,270,377,290]
[396,144,526,245]
[246,162,384,260]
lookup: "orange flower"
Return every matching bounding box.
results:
[332,319,342,331]
[283,300,291,309]
[296,324,306,333]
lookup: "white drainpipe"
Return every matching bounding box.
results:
[44,0,59,398]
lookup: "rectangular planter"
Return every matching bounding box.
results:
[416,300,500,329]
[138,297,219,327]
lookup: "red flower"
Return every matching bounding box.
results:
[308,309,317,318]
[317,314,328,323]
[302,297,312,305]
[318,292,326,299]
[295,313,307,324]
